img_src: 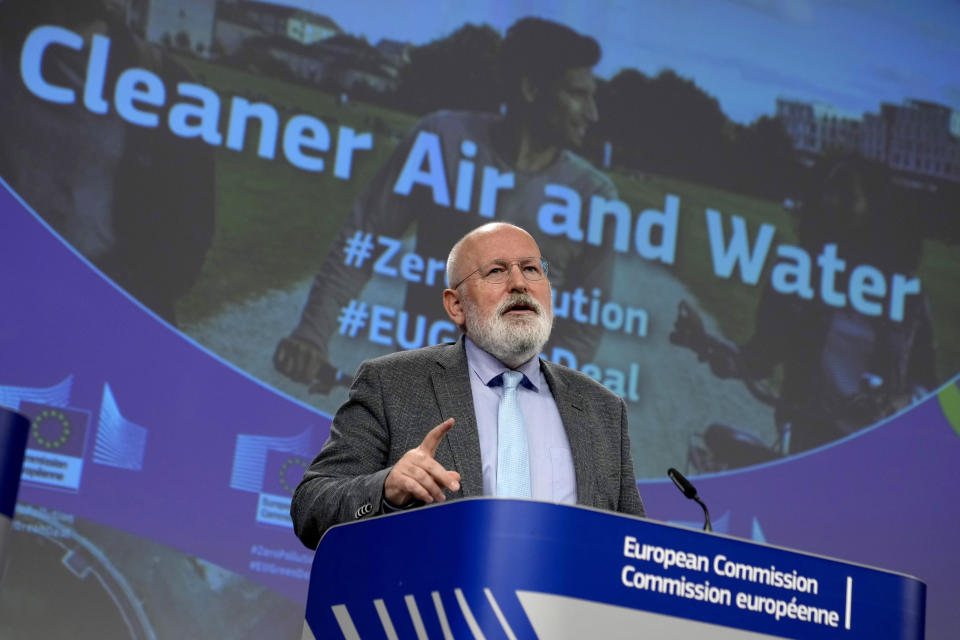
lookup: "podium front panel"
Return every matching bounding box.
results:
[304,498,924,639]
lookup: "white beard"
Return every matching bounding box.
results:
[463,292,553,368]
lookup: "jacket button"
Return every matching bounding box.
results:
[354,503,373,519]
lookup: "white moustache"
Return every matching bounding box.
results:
[497,294,543,317]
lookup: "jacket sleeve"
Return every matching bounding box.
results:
[616,395,646,517]
[290,361,396,549]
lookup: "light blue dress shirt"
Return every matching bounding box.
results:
[464,337,577,504]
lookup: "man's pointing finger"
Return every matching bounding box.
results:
[421,418,455,456]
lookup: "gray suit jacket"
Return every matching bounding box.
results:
[291,338,645,549]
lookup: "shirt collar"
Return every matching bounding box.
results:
[464,336,542,391]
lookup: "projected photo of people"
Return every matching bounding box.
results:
[2,1,957,477]
[671,156,941,470]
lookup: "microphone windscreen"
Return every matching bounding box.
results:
[668,467,698,499]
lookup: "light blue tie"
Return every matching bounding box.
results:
[496,370,531,497]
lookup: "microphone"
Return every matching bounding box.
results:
[667,467,713,532]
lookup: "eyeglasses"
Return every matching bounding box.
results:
[451,257,549,289]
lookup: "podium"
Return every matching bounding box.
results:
[303,498,925,639]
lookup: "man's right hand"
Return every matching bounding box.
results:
[669,300,707,351]
[384,419,461,508]
[670,301,739,379]
[273,335,328,384]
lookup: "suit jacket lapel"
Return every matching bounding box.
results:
[541,360,595,506]
[430,338,484,497]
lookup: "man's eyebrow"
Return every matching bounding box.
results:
[487,257,537,264]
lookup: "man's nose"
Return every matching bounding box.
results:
[585,96,599,123]
[505,263,528,290]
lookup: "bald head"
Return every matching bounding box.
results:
[442,222,553,367]
[446,223,539,289]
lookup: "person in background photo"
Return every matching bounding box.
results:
[0,0,215,325]
[671,158,937,460]
[274,17,618,392]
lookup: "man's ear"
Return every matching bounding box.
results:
[443,288,466,329]
[519,75,539,104]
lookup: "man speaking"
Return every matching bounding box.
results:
[291,223,644,549]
